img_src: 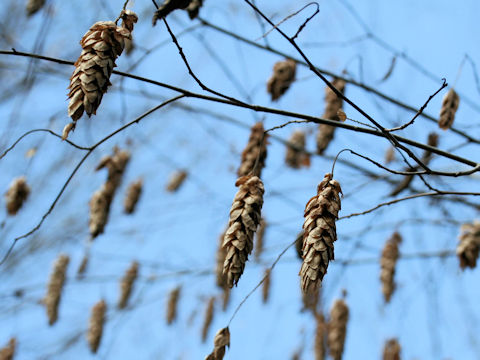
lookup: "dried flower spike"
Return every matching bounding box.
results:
[457,221,480,269]
[267,58,296,101]
[380,232,402,303]
[124,179,143,214]
[314,313,327,360]
[254,218,266,261]
[383,338,401,360]
[118,261,139,309]
[5,176,30,215]
[327,298,349,360]
[215,231,228,288]
[316,78,346,154]
[166,286,181,325]
[285,130,310,169]
[262,268,271,304]
[26,0,45,16]
[201,297,215,343]
[67,11,138,129]
[152,0,191,25]
[223,175,265,288]
[438,88,460,130]
[45,254,70,325]
[205,327,230,360]
[237,122,268,178]
[87,299,107,354]
[0,338,16,360]
[166,170,188,192]
[299,173,342,293]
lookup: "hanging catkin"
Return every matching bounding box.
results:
[438,89,460,130]
[237,122,268,178]
[267,58,296,101]
[66,11,138,133]
[254,218,266,261]
[186,0,203,19]
[380,232,402,303]
[223,175,264,288]
[5,176,30,215]
[152,0,191,25]
[382,338,401,360]
[262,268,271,304]
[457,221,480,269]
[87,300,107,354]
[302,285,320,314]
[221,287,230,311]
[118,261,139,309]
[45,254,70,325]
[77,254,89,278]
[384,147,395,164]
[215,231,228,288]
[124,179,143,214]
[285,130,310,169]
[314,313,327,360]
[166,286,181,325]
[316,78,346,154]
[201,297,215,343]
[0,338,16,360]
[166,170,188,192]
[205,327,230,360]
[327,298,349,360]
[299,173,342,293]
[26,0,45,16]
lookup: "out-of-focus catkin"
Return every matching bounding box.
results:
[383,338,401,360]
[384,147,395,164]
[285,130,309,169]
[166,286,181,325]
[438,89,460,130]
[299,173,342,293]
[457,221,480,269]
[186,0,203,19]
[223,175,264,288]
[302,285,320,314]
[201,297,215,343]
[254,218,266,261]
[87,299,107,354]
[205,327,230,360]
[267,59,296,101]
[26,0,45,16]
[380,232,402,303]
[215,231,228,288]
[0,338,16,360]
[314,313,327,360]
[124,179,143,214]
[262,268,271,304]
[316,78,346,154]
[327,298,349,360]
[45,254,69,325]
[67,11,138,129]
[166,170,187,192]
[152,0,191,25]
[77,254,89,278]
[118,261,139,309]
[5,176,30,215]
[237,122,268,178]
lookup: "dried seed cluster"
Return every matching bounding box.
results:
[205,327,230,360]
[380,232,402,303]
[201,297,215,343]
[438,89,460,130]
[124,179,143,214]
[327,299,349,360]
[316,78,346,154]
[118,261,139,309]
[26,0,45,16]
[237,122,268,178]
[383,338,401,360]
[0,338,16,360]
[45,254,70,325]
[267,59,296,101]
[285,130,310,169]
[457,221,480,269]
[166,170,187,192]
[299,173,342,293]
[262,268,271,304]
[302,285,320,314]
[254,218,266,261]
[223,175,264,288]
[166,286,181,325]
[87,300,107,354]
[5,176,30,215]
[67,11,138,129]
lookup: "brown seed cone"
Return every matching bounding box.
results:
[215,231,228,288]
[223,175,265,288]
[124,179,143,214]
[187,0,203,19]
[45,254,70,325]
[26,0,45,16]
[201,297,215,343]
[384,147,395,164]
[237,122,268,178]
[5,176,30,215]
[380,232,402,303]
[299,173,342,293]
[316,78,346,154]
[301,285,320,314]
[327,299,349,360]
[118,261,139,309]
[67,13,138,124]
[262,268,271,304]
[0,338,16,360]
[267,58,297,101]
[254,218,267,261]
[383,338,401,360]
[166,286,181,325]
[314,313,327,360]
[87,299,107,354]
[166,170,188,192]
[205,327,230,360]
[457,221,480,269]
[438,89,460,130]
[152,0,191,25]
[286,130,310,169]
